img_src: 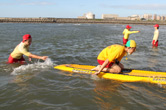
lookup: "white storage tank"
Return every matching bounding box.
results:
[86,12,95,19]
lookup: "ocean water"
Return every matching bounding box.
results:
[1,23,166,110]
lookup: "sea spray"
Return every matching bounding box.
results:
[11,58,54,75]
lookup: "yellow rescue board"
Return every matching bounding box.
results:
[54,64,166,84]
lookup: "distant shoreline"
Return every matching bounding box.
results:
[0,17,166,25]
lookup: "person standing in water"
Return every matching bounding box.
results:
[123,25,140,45]
[152,24,159,47]
[92,40,137,75]
[8,34,48,64]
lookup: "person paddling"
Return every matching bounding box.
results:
[92,40,136,75]
[8,34,48,64]
[152,24,159,47]
[123,25,140,45]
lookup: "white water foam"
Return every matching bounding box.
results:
[11,58,54,75]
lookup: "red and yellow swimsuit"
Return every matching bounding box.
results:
[152,30,159,47]
[8,42,31,64]
[123,29,139,45]
[97,45,127,68]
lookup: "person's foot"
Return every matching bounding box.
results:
[91,67,97,71]
[65,64,71,67]
[91,65,100,71]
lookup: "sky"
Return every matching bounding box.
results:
[0,0,166,18]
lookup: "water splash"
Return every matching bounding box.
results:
[11,58,54,75]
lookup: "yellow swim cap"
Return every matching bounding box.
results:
[126,40,136,48]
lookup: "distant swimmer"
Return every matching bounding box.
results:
[8,34,48,64]
[122,25,140,45]
[152,24,159,47]
[92,40,136,75]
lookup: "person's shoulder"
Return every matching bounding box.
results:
[19,42,24,46]
[113,44,123,46]
[111,45,125,53]
[112,44,124,48]
[155,30,159,33]
[119,45,125,49]
[19,42,28,48]
[123,29,127,31]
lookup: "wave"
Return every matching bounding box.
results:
[11,58,54,75]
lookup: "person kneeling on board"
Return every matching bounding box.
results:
[92,40,136,75]
[8,34,48,64]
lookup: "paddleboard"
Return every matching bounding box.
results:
[54,64,166,84]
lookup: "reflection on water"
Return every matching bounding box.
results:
[12,74,33,92]
[93,80,123,110]
[148,48,159,68]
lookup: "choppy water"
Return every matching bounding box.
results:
[1,23,166,110]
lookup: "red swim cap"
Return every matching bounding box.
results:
[154,24,159,28]
[22,34,31,42]
[126,25,132,29]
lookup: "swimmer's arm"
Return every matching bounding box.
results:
[128,31,140,34]
[29,53,48,61]
[18,44,48,61]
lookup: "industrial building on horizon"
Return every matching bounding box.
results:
[78,12,95,19]
[78,12,166,21]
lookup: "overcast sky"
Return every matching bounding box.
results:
[0,0,166,18]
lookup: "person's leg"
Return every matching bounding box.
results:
[107,64,122,73]
[92,64,122,74]
[19,56,26,64]
[8,55,15,63]
[91,65,110,72]
[91,65,102,71]
[123,38,128,45]
[7,55,25,64]
[92,60,113,71]
[152,40,156,46]
[119,63,124,70]
[155,40,158,47]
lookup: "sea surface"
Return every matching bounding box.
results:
[1,23,166,110]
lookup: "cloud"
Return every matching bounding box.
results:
[0,0,56,6]
[100,4,166,10]
[21,1,56,6]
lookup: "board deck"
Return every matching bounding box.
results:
[54,64,166,84]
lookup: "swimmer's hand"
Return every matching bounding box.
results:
[29,57,32,61]
[93,71,100,75]
[41,56,48,60]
